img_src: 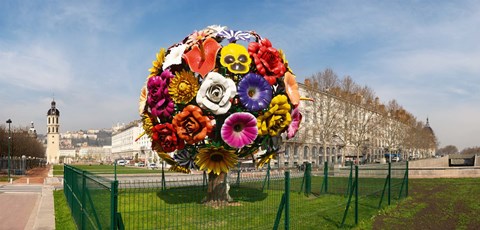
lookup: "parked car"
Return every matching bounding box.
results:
[149,163,158,169]
[135,162,145,167]
[116,160,126,166]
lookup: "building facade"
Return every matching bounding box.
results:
[275,83,437,168]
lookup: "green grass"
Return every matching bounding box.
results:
[55,165,480,230]
[53,164,173,176]
[54,190,76,230]
[357,178,480,229]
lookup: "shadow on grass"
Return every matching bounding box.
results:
[157,186,268,204]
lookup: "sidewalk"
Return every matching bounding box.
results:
[0,166,56,230]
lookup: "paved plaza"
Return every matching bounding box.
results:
[0,166,55,230]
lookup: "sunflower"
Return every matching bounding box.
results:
[148,48,166,78]
[195,146,238,175]
[169,70,199,104]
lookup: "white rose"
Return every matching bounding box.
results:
[196,72,236,115]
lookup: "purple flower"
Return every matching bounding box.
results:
[221,112,258,148]
[147,69,175,120]
[174,149,197,169]
[217,29,253,43]
[237,73,272,111]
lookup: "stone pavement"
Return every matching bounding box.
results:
[0,166,56,230]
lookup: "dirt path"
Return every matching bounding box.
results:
[372,178,480,230]
[12,166,51,184]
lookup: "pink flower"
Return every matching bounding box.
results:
[221,112,258,148]
[287,106,302,139]
[147,70,175,120]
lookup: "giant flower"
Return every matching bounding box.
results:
[139,85,147,115]
[169,70,199,104]
[284,72,300,106]
[237,73,272,111]
[248,39,286,85]
[172,105,213,144]
[287,106,302,139]
[257,94,292,136]
[147,70,175,120]
[163,44,187,70]
[196,72,236,115]
[183,38,221,77]
[221,112,258,148]
[151,123,185,153]
[174,149,197,169]
[195,146,238,175]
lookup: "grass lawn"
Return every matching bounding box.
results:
[54,190,76,230]
[53,164,173,176]
[368,178,480,230]
[55,173,479,229]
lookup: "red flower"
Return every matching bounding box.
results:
[151,123,185,152]
[248,38,286,85]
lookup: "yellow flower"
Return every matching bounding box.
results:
[148,48,166,78]
[135,112,155,141]
[278,49,292,73]
[157,152,177,166]
[168,70,199,104]
[256,151,276,168]
[195,146,238,175]
[169,164,191,174]
[257,94,292,136]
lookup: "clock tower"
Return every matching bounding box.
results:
[46,99,60,164]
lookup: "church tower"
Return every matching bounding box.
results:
[46,99,60,164]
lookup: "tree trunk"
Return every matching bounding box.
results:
[203,171,232,203]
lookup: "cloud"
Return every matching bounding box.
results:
[0,42,72,91]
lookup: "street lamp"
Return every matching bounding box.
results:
[6,119,12,180]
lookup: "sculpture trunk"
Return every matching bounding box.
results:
[204,171,232,203]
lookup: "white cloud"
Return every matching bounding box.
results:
[0,42,72,91]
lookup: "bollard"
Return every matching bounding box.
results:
[9,178,13,184]
[27,178,30,184]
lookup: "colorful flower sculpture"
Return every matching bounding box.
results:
[138,25,303,175]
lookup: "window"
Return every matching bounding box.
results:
[312,147,317,158]
[304,146,309,159]
[294,145,299,157]
[285,145,290,158]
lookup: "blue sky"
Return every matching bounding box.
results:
[1,0,479,150]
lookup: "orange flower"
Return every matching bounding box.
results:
[284,72,300,106]
[172,105,213,144]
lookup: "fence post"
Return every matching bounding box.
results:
[285,171,290,230]
[110,180,119,230]
[305,163,311,196]
[236,162,241,187]
[202,171,207,190]
[406,161,409,197]
[355,165,358,225]
[161,162,166,191]
[388,162,391,205]
[262,163,271,191]
[81,170,86,230]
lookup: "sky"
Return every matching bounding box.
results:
[0,0,479,150]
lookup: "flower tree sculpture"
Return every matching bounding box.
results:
[138,25,303,203]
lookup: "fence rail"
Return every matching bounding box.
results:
[63,161,408,229]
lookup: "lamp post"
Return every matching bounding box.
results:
[6,119,12,180]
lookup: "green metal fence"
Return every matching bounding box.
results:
[63,161,408,229]
[63,164,120,230]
